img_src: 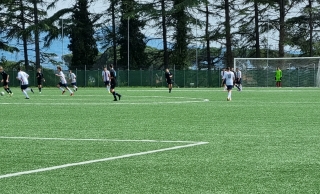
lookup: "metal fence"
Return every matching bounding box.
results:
[5,68,319,88]
[5,69,224,88]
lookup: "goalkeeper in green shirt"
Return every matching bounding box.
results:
[275,67,282,87]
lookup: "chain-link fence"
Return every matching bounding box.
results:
[5,68,225,88]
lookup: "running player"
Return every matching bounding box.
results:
[69,70,78,92]
[102,67,110,93]
[221,68,226,91]
[36,68,45,93]
[0,66,13,96]
[222,67,235,101]
[16,67,34,99]
[165,68,173,93]
[55,66,74,96]
[109,64,121,101]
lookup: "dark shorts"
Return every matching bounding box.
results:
[236,78,242,84]
[104,81,110,86]
[2,81,8,86]
[167,80,172,85]
[37,80,42,85]
[71,82,77,86]
[222,80,226,85]
[58,82,67,88]
[110,81,116,89]
[226,85,233,90]
[21,85,28,90]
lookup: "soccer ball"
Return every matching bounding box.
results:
[0,91,4,96]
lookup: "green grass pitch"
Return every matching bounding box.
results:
[1,87,320,193]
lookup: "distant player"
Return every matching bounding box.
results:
[16,67,34,99]
[222,67,235,101]
[221,68,226,91]
[0,66,13,96]
[69,70,78,92]
[165,68,173,93]
[102,67,110,93]
[55,66,74,96]
[36,68,45,93]
[235,67,242,91]
[275,67,282,87]
[109,64,121,101]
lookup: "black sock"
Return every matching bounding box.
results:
[116,93,120,96]
[39,87,42,92]
[112,92,117,99]
[5,88,10,93]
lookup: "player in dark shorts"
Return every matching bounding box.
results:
[0,66,13,96]
[36,68,45,93]
[165,68,173,93]
[109,64,121,101]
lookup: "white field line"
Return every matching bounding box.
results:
[0,136,201,144]
[0,141,209,179]
[0,100,207,105]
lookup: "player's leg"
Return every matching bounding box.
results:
[21,85,29,99]
[65,85,74,95]
[57,83,65,94]
[227,85,232,101]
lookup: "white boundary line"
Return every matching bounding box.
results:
[0,136,200,143]
[0,141,208,179]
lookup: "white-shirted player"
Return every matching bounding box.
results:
[102,67,110,93]
[235,68,242,91]
[69,70,78,92]
[55,66,74,96]
[16,67,34,99]
[222,67,235,101]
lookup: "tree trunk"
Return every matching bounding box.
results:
[308,0,313,57]
[279,0,285,57]
[20,0,29,70]
[161,0,168,69]
[225,0,233,67]
[254,0,260,58]
[33,0,41,69]
[111,0,117,67]
[205,4,212,86]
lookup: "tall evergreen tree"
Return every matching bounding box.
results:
[171,0,190,70]
[68,0,98,69]
[118,0,147,69]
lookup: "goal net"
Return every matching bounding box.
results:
[234,57,320,87]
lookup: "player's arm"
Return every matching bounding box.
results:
[6,74,9,82]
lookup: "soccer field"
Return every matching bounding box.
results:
[1,87,320,193]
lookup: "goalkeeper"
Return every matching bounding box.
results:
[275,67,282,87]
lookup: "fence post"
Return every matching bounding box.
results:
[85,65,87,87]
[140,68,142,86]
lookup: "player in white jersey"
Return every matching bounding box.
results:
[102,67,110,93]
[69,70,78,92]
[16,67,34,99]
[222,67,235,101]
[55,66,74,96]
[221,68,227,91]
[235,68,242,91]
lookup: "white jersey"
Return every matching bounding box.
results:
[236,71,242,79]
[69,73,76,83]
[102,70,110,82]
[17,71,29,85]
[58,71,67,84]
[221,70,225,77]
[223,71,235,86]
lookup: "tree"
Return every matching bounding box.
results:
[68,0,98,69]
[117,0,147,69]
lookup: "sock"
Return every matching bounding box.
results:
[5,88,10,93]
[107,86,110,92]
[67,87,73,93]
[8,88,12,93]
[235,85,240,90]
[23,90,29,98]
[116,92,120,97]
[228,91,231,98]
[39,87,42,92]
[112,92,117,99]
[59,87,64,91]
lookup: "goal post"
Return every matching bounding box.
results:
[234,57,320,87]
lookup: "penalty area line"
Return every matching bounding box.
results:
[0,141,208,180]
